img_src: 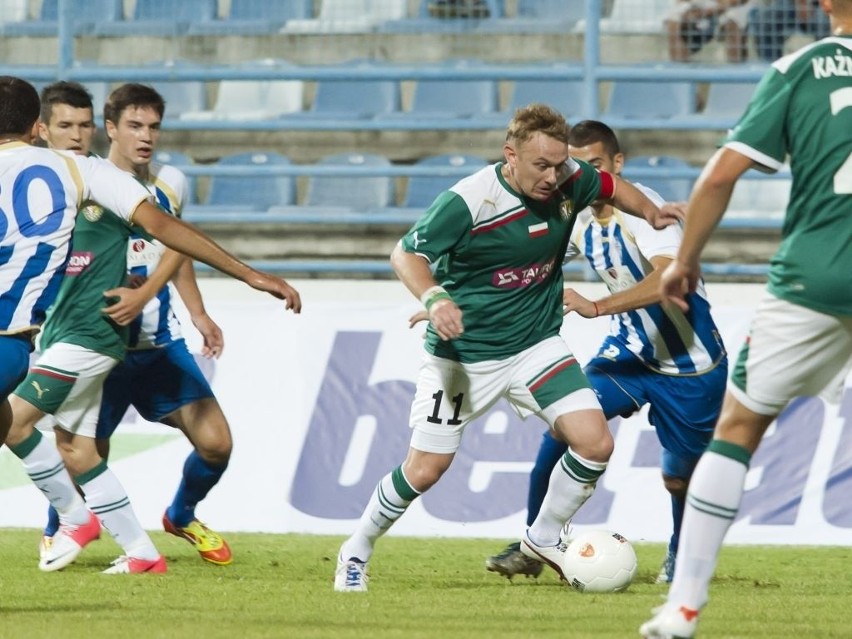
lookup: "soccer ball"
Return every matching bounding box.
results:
[561,529,638,593]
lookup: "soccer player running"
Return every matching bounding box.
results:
[484,120,728,586]
[39,83,236,567]
[641,1,852,637]
[334,103,681,592]
[0,76,301,574]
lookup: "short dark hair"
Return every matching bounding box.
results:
[0,76,40,137]
[104,83,165,125]
[567,120,621,158]
[39,81,94,123]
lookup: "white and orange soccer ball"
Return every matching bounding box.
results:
[561,529,638,593]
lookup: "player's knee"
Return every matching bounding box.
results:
[662,474,688,498]
[195,440,232,466]
[401,461,448,493]
[570,429,614,464]
[57,440,102,477]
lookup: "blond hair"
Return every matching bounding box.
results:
[506,103,571,146]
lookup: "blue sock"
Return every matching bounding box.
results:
[166,451,228,528]
[669,492,685,555]
[45,504,60,537]
[526,430,568,526]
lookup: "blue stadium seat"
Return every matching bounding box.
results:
[505,79,586,120]
[403,154,489,208]
[205,152,295,212]
[287,78,400,120]
[187,0,312,35]
[605,81,698,119]
[94,0,217,36]
[701,82,758,119]
[303,153,395,210]
[485,0,584,32]
[622,155,695,203]
[1,0,121,36]
[383,74,498,122]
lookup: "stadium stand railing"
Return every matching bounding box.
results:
[0,0,806,280]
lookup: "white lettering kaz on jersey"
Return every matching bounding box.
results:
[127,163,187,349]
[569,204,724,375]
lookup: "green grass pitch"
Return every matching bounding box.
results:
[0,530,850,638]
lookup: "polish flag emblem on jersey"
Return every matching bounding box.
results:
[528,222,548,237]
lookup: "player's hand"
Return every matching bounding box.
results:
[248,272,302,313]
[102,286,149,326]
[649,201,686,230]
[562,288,597,318]
[429,298,463,341]
[192,312,225,359]
[659,259,700,313]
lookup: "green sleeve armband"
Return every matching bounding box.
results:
[420,285,452,311]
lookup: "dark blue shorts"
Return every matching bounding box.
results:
[585,335,727,477]
[97,338,214,438]
[0,334,32,402]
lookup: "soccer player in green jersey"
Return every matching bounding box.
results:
[2,78,301,574]
[641,1,852,636]
[334,103,680,592]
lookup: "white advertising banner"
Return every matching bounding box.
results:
[2,280,850,545]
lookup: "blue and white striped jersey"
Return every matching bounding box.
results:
[125,162,189,349]
[1,142,151,335]
[565,184,725,375]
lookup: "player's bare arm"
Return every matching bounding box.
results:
[172,259,224,359]
[390,242,463,341]
[102,247,184,326]
[566,255,674,318]
[608,176,681,229]
[131,201,301,313]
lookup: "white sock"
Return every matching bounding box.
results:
[77,463,159,560]
[13,430,89,525]
[668,442,750,611]
[528,447,606,546]
[339,466,420,563]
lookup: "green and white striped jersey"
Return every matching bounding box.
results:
[725,34,852,316]
[400,159,610,363]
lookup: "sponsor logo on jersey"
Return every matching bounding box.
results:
[66,252,93,276]
[81,203,104,222]
[411,231,427,249]
[492,259,555,288]
[126,238,164,267]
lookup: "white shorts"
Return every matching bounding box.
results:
[729,293,852,415]
[409,336,601,454]
[16,343,119,438]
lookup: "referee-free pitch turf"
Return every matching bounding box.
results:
[0,531,850,638]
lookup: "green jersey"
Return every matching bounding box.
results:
[726,35,852,316]
[400,160,611,363]
[38,201,139,360]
